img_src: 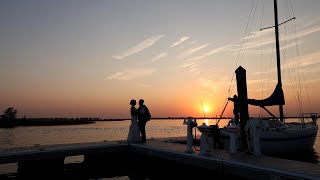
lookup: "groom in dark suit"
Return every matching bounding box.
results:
[137,99,151,142]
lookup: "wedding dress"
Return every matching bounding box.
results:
[127,108,141,143]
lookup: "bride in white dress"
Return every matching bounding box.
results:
[127,99,141,143]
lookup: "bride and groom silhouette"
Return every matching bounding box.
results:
[127,99,151,143]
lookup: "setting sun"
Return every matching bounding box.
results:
[203,106,209,113]
[200,105,211,117]
[199,101,216,117]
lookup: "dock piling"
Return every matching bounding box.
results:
[197,123,211,156]
[183,117,196,153]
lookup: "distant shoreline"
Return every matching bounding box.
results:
[0,116,303,127]
[0,118,94,128]
[95,116,302,121]
[97,117,232,121]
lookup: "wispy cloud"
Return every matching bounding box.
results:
[196,22,320,59]
[173,23,320,81]
[181,62,197,68]
[243,29,273,40]
[170,36,190,48]
[105,68,156,80]
[189,45,235,61]
[139,83,152,88]
[138,83,152,88]
[181,62,200,74]
[249,52,320,91]
[112,35,164,59]
[238,24,320,53]
[178,44,209,59]
[199,77,217,96]
[244,40,303,55]
[188,40,197,45]
[295,25,320,39]
[200,77,214,88]
[151,52,168,62]
[300,52,320,67]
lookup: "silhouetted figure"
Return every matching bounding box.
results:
[228,95,239,125]
[127,99,141,143]
[137,99,151,142]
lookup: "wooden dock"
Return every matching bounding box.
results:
[0,141,128,164]
[131,138,320,180]
[0,138,319,180]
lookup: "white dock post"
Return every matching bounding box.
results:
[183,117,195,153]
[252,124,262,156]
[197,123,211,156]
[229,132,237,153]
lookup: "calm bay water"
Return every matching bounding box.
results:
[0,119,318,159]
[0,119,319,161]
[0,119,319,179]
[0,119,195,148]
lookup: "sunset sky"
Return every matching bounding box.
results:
[1,0,320,119]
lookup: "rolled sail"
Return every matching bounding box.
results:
[248,84,285,106]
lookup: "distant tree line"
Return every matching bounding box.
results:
[0,107,18,128]
[0,107,94,128]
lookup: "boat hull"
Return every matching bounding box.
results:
[219,123,318,154]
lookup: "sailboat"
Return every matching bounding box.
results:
[218,0,319,154]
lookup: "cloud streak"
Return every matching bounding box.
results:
[181,62,200,74]
[300,52,320,67]
[151,52,168,62]
[244,40,303,55]
[170,36,190,48]
[178,44,209,59]
[199,77,219,97]
[106,68,156,80]
[112,35,164,59]
[238,24,320,53]
[189,45,235,61]
[188,40,197,45]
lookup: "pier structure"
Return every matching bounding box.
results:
[0,138,319,180]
